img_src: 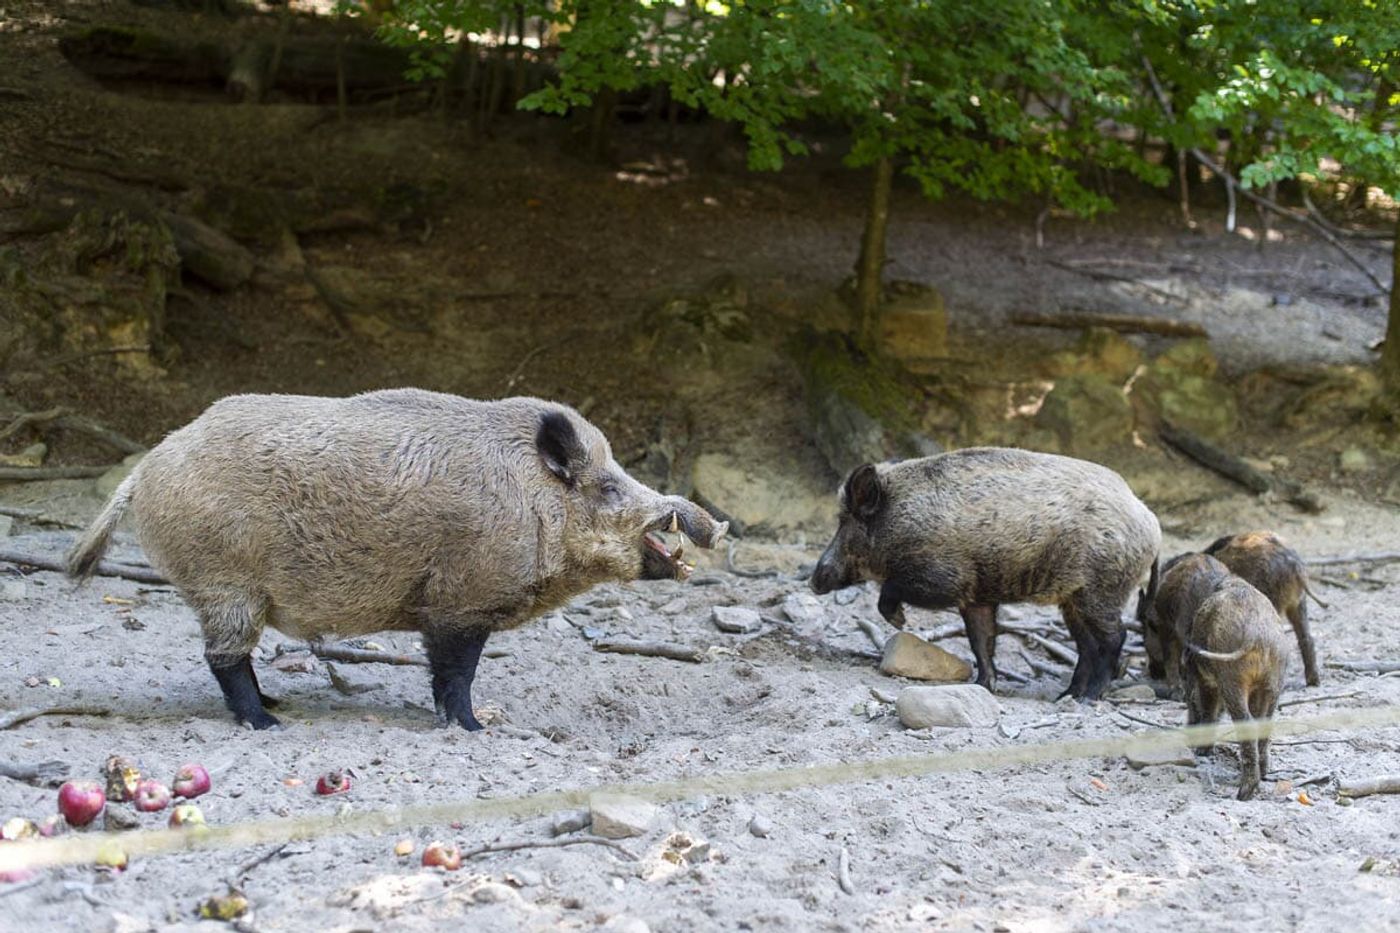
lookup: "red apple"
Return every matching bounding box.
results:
[133,780,171,813]
[57,781,105,827]
[0,818,36,842]
[168,803,205,828]
[171,763,211,799]
[102,756,141,803]
[315,771,351,796]
[421,841,461,871]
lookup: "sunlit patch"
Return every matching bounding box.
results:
[615,157,691,187]
[1007,380,1055,419]
[641,832,712,882]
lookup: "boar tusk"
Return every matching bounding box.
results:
[672,544,684,563]
[669,511,679,534]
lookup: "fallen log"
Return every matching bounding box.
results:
[1325,660,1400,674]
[1339,775,1400,799]
[0,465,114,481]
[160,212,255,291]
[1159,422,1322,513]
[0,547,168,584]
[1009,310,1206,339]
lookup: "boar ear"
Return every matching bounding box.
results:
[537,411,588,487]
[845,463,884,522]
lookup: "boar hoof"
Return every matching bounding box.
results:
[1236,780,1259,801]
[240,711,283,731]
[435,709,484,731]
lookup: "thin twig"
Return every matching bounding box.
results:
[0,407,65,445]
[0,876,44,897]
[0,706,111,730]
[35,345,153,371]
[52,415,146,455]
[283,642,430,667]
[229,843,290,885]
[1278,691,1363,709]
[1018,631,1078,667]
[1009,310,1205,338]
[837,846,855,895]
[854,617,886,653]
[1043,260,1185,304]
[1307,553,1400,568]
[1018,646,1069,679]
[592,639,704,663]
[1115,708,1170,730]
[1326,660,1400,674]
[0,465,115,481]
[1143,54,1387,294]
[1301,189,1394,241]
[461,834,636,862]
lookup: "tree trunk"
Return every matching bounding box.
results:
[854,156,893,347]
[1381,213,1400,416]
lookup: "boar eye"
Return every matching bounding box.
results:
[600,480,621,501]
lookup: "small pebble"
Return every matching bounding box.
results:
[748,814,773,838]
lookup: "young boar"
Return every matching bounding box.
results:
[66,390,727,731]
[810,448,1160,700]
[1138,552,1231,689]
[1182,576,1288,800]
[1204,531,1323,686]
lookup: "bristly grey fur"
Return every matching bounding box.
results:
[65,389,726,730]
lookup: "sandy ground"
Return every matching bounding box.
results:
[1,480,1399,933]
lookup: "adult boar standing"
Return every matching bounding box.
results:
[66,390,727,730]
[811,448,1160,700]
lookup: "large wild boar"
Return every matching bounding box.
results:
[1182,576,1288,800]
[1138,552,1231,688]
[66,390,727,730]
[810,448,1161,700]
[1204,531,1323,686]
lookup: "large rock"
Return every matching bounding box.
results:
[879,283,948,372]
[895,684,1000,729]
[1045,327,1144,383]
[879,632,973,683]
[589,795,658,839]
[690,453,833,534]
[1035,374,1134,452]
[712,606,762,634]
[1134,338,1238,440]
[781,592,827,628]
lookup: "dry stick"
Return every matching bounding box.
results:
[503,338,570,391]
[1338,775,1400,799]
[592,639,704,663]
[0,465,114,481]
[35,345,152,371]
[0,705,111,730]
[1278,691,1363,709]
[0,760,69,787]
[837,846,855,895]
[854,617,887,653]
[1018,631,1078,667]
[1301,189,1395,241]
[1041,260,1186,304]
[1142,54,1387,295]
[276,643,429,667]
[0,548,168,585]
[1116,708,1170,730]
[0,407,65,444]
[52,415,146,455]
[1307,552,1400,567]
[1158,421,1322,514]
[1008,310,1206,339]
[1326,660,1400,674]
[1018,646,1068,679]
[460,834,637,862]
[0,505,83,529]
[229,842,289,884]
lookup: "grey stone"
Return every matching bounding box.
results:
[879,632,973,683]
[781,592,827,628]
[549,809,591,836]
[748,814,773,838]
[1126,746,1196,770]
[96,452,146,500]
[1107,684,1158,702]
[895,685,1001,729]
[1340,447,1373,474]
[0,580,26,601]
[589,795,658,839]
[712,606,762,634]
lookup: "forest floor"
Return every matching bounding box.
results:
[2,0,1400,930]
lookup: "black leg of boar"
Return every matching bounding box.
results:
[425,627,490,731]
[960,604,998,690]
[813,451,1160,700]
[62,391,727,731]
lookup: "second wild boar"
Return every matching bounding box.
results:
[1204,531,1324,686]
[1138,552,1231,689]
[810,447,1161,700]
[1182,576,1289,800]
[66,390,727,731]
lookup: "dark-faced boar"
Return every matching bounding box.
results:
[65,390,727,730]
[1204,531,1323,686]
[1138,552,1231,689]
[1182,576,1288,800]
[810,448,1161,700]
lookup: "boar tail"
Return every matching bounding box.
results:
[1185,643,1248,663]
[1302,579,1329,610]
[65,473,136,581]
